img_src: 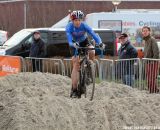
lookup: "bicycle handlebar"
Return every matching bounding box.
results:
[77,47,97,50]
[76,44,102,50]
[74,44,104,58]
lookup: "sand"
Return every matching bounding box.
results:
[0,72,160,130]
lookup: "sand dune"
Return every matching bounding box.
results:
[0,72,160,130]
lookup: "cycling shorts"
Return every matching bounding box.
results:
[69,38,91,56]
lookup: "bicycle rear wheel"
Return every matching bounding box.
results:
[86,60,95,101]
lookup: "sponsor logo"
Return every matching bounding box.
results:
[0,65,19,73]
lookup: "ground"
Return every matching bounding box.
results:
[0,72,160,130]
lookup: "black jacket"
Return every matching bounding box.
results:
[117,40,138,75]
[118,41,138,59]
[29,38,45,58]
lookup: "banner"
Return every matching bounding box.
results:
[0,56,21,76]
[98,20,122,32]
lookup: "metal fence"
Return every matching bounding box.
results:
[99,58,160,93]
[99,58,141,87]
[63,59,72,77]
[21,57,160,93]
[114,58,140,88]
[24,57,65,75]
[23,57,100,78]
[99,59,114,82]
[141,58,160,93]
[63,58,100,78]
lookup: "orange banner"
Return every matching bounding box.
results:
[0,56,21,76]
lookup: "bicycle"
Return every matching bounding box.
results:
[75,47,98,101]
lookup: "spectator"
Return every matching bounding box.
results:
[118,33,138,87]
[142,26,159,93]
[29,31,45,72]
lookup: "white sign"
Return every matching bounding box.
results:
[98,20,122,32]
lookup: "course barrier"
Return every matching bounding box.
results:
[141,58,160,93]
[22,57,160,93]
[114,58,140,88]
[24,57,65,75]
[1,56,159,93]
[0,55,22,76]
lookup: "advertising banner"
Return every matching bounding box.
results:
[0,56,21,76]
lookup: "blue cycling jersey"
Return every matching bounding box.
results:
[65,22,102,47]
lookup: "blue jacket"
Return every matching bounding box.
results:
[65,22,102,47]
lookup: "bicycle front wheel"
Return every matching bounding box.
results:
[86,60,95,101]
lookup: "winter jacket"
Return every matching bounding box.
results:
[29,38,45,58]
[143,36,159,59]
[118,40,138,59]
[117,40,138,75]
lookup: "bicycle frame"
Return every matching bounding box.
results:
[74,47,97,100]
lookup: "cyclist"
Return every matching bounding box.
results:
[65,10,104,98]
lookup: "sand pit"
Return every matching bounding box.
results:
[0,72,160,130]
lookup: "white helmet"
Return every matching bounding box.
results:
[70,10,84,20]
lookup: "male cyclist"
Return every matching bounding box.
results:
[65,10,104,98]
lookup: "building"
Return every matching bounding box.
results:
[0,0,160,36]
